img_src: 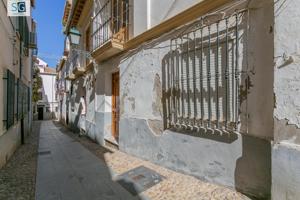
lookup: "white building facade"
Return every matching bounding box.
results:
[61,0,300,199]
[0,0,36,168]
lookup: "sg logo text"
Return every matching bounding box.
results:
[11,2,26,13]
[7,0,30,16]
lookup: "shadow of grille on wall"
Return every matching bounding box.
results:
[162,11,247,133]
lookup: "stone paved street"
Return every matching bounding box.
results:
[0,121,252,200]
[56,121,251,200]
[0,122,40,200]
[35,121,141,200]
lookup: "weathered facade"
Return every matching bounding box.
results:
[272,0,300,199]
[0,0,36,168]
[60,0,300,199]
[56,56,68,125]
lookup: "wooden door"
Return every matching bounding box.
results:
[112,72,120,142]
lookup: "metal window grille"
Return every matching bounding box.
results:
[92,0,129,50]
[163,12,245,132]
[4,70,15,129]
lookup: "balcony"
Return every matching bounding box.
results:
[64,49,89,80]
[91,0,129,61]
[28,32,37,49]
[65,74,75,81]
[73,66,85,76]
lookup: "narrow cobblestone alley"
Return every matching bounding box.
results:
[35,121,142,200]
[34,121,249,200]
[0,121,252,200]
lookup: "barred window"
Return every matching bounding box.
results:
[92,0,129,50]
[162,12,245,132]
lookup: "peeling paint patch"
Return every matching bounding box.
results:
[120,93,128,116]
[275,117,300,144]
[105,124,112,135]
[147,119,164,136]
[152,73,163,117]
[239,75,253,104]
[128,97,135,111]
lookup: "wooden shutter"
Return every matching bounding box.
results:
[6,70,15,129]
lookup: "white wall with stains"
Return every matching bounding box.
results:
[272,0,300,199]
[117,1,274,198]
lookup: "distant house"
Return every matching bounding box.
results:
[34,58,58,120]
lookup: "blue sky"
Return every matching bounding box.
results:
[32,0,65,67]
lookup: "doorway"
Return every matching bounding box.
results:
[38,107,44,120]
[112,72,120,142]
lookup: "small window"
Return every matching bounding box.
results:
[46,107,50,112]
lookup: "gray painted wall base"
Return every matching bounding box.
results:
[272,142,300,200]
[119,117,271,199]
[85,120,96,141]
[95,112,105,146]
[0,123,21,168]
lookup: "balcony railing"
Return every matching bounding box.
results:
[28,32,37,49]
[92,0,129,51]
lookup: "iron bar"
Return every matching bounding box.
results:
[225,18,229,128]
[200,26,204,126]
[193,31,197,128]
[186,34,192,128]
[207,25,212,128]
[167,43,171,128]
[235,13,239,128]
[126,0,129,33]
[175,39,180,127]
[169,40,173,126]
[216,21,220,128]
[231,30,235,125]
[180,37,186,128]
[171,40,176,125]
